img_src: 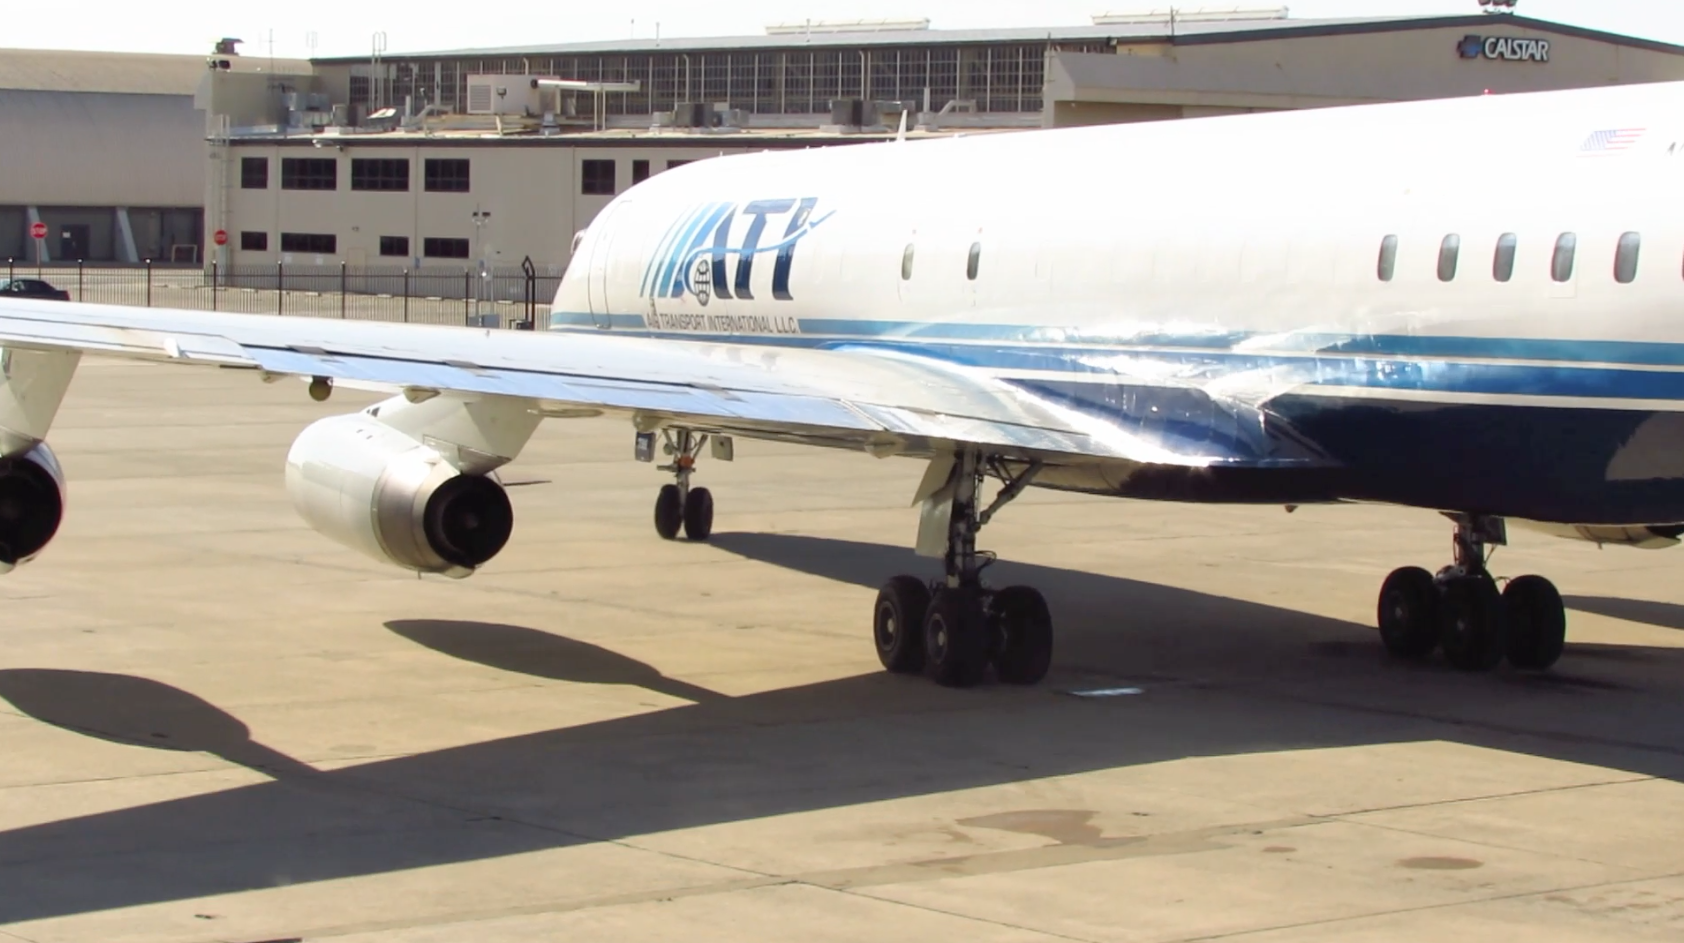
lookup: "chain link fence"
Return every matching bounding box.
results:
[4,259,564,330]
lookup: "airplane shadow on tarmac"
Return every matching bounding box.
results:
[3,532,1684,924]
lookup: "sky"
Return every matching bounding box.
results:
[5,0,1682,58]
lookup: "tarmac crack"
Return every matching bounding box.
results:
[1168,868,1684,943]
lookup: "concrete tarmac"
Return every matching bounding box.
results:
[3,359,1684,942]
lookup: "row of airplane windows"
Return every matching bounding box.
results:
[1378,232,1644,285]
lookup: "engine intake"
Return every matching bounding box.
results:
[0,443,66,573]
[285,414,513,577]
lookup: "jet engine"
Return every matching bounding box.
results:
[1519,521,1684,550]
[0,443,66,573]
[285,413,513,577]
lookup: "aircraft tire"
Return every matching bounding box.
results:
[874,575,930,674]
[654,484,683,540]
[1438,575,1507,671]
[1503,575,1565,670]
[990,585,1053,685]
[1377,566,1438,659]
[923,586,990,688]
[683,486,714,541]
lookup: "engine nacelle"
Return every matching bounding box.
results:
[1518,521,1684,550]
[285,414,514,578]
[0,442,66,573]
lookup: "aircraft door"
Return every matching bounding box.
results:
[585,200,630,328]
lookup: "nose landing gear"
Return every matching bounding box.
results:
[645,428,714,541]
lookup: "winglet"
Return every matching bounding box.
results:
[896,108,908,143]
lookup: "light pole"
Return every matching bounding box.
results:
[471,207,492,323]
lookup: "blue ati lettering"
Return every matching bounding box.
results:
[640,198,831,304]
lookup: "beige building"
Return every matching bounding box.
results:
[9,12,1684,273]
[211,13,1684,276]
[0,48,307,263]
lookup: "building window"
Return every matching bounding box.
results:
[1437,234,1461,282]
[1551,232,1577,283]
[424,158,470,193]
[967,242,982,280]
[901,244,915,280]
[240,157,268,189]
[239,231,267,251]
[379,236,410,257]
[1493,233,1517,282]
[280,157,337,191]
[1615,232,1641,284]
[351,158,410,192]
[423,237,470,259]
[582,159,616,195]
[1376,234,1398,282]
[666,159,691,170]
[280,232,336,253]
[632,159,651,184]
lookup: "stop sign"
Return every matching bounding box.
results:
[213,229,228,246]
[29,221,46,240]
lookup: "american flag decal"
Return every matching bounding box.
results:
[1580,128,1646,152]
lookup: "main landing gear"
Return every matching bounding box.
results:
[873,451,1053,688]
[643,428,716,541]
[1377,513,1566,672]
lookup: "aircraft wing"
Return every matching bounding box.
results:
[0,300,1327,469]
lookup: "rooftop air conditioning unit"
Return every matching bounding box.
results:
[466,75,548,115]
[672,102,709,127]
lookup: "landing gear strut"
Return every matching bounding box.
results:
[1376,513,1566,671]
[648,428,713,541]
[872,451,1052,688]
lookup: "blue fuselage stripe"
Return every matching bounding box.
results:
[546,312,1684,403]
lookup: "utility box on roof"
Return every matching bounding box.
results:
[465,75,552,116]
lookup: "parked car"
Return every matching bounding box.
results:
[0,278,71,301]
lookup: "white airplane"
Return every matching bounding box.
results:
[2,81,1682,687]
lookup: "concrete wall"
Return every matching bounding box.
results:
[0,90,204,206]
[215,144,764,271]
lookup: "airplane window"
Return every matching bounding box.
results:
[967,242,981,280]
[1377,234,1398,282]
[901,244,915,280]
[1615,232,1641,284]
[1437,234,1461,282]
[1493,233,1517,282]
[1551,233,1577,283]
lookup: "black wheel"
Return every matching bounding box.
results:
[1377,566,1438,659]
[990,586,1053,685]
[1438,575,1506,671]
[873,575,930,674]
[1504,575,1566,670]
[924,587,989,688]
[683,486,714,541]
[654,484,682,540]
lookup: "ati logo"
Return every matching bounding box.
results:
[640,198,832,305]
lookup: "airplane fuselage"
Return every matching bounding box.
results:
[557,83,1684,526]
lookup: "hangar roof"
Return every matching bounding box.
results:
[0,48,312,96]
[317,14,1684,62]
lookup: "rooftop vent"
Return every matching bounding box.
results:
[765,18,931,35]
[1092,6,1289,24]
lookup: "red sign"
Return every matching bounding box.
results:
[213,229,228,246]
[29,222,46,240]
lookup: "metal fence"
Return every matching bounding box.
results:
[3,258,565,330]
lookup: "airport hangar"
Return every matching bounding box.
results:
[6,11,1684,275]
